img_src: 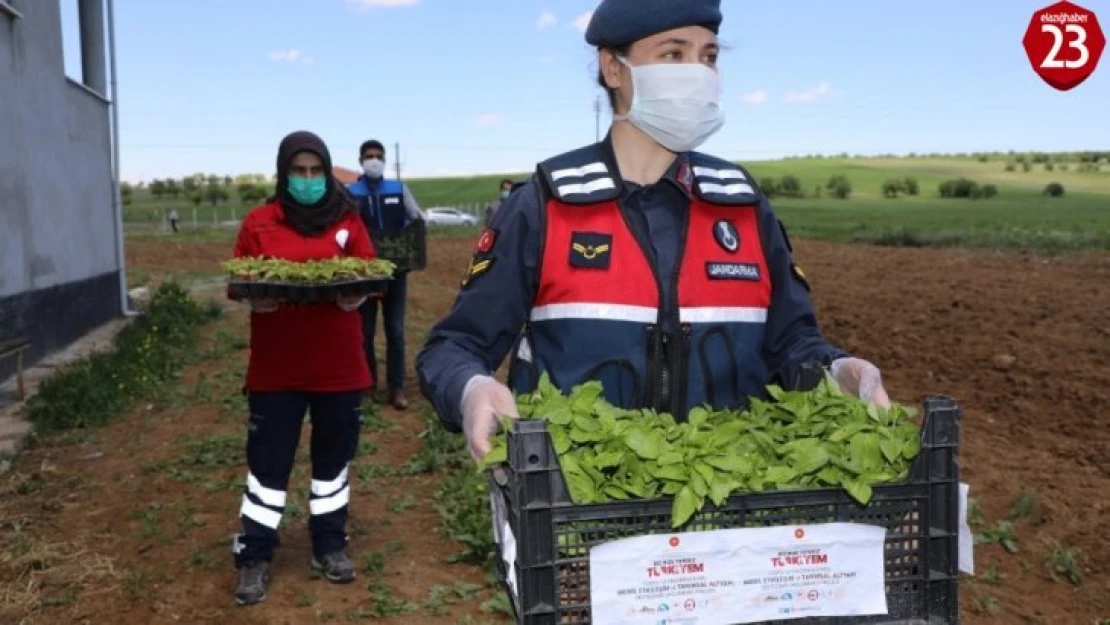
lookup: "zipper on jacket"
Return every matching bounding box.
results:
[620,205,667,411]
[671,323,692,417]
[618,192,692,417]
[658,330,672,411]
[666,206,693,419]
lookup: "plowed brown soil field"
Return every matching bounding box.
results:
[1,235,1107,625]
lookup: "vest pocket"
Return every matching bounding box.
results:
[578,359,641,409]
[697,325,743,409]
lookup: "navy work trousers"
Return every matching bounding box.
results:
[359,271,407,393]
[233,390,362,567]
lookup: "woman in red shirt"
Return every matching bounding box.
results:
[230,130,375,606]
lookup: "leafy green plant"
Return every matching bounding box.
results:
[26,283,221,432]
[976,520,1019,554]
[1045,542,1083,586]
[483,373,922,527]
[222,256,395,283]
[974,594,1001,615]
[1007,489,1037,521]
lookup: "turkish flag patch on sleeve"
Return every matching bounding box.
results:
[476,228,498,254]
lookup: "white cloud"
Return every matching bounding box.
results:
[539,55,555,65]
[343,0,418,11]
[537,10,557,30]
[739,89,768,105]
[474,113,504,128]
[784,81,831,103]
[268,49,313,64]
[572,11,593,33]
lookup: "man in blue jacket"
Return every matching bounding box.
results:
[348,139,424,410]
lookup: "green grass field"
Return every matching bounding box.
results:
[125,156,1110,254]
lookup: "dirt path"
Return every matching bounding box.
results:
[1,237,1107,624]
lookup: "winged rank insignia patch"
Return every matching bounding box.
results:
[569,231,613,269]
[791,263,810,291]
[460,256,494,288]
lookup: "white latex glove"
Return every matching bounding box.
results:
[830,357,891,408]
[336,295,367,312]
[460,374,519,462]
[249,298,279,314]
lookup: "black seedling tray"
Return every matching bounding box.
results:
[487,396,963,625]
[228,276,388,304]
[371,219,427,272]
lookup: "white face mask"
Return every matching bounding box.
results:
[613,57,725,153]
[362,158,385,178]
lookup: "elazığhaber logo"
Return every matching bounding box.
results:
[794,528,805,539]
[1023,1,1104,90]
[669,536,680,548]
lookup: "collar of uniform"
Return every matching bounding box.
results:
[616,148,694,200]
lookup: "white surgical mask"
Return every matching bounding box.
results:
[362,158,385,178]
[613,57,725,153]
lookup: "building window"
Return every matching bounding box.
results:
[1,0,23,20]
[60,0,82,82]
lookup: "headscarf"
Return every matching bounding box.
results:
[274,130,354,237]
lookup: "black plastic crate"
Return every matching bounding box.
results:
[370,219,427,272]
[487,396,962,625]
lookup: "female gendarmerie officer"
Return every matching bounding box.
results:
[415,0,891,462]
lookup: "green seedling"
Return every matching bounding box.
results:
[482,372,922,527]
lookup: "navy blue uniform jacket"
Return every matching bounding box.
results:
[416,138,848,432]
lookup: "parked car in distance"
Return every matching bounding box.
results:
[424,207,478,226]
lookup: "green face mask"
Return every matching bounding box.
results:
[287,175,327,204]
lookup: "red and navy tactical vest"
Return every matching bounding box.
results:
[508,144,773,420]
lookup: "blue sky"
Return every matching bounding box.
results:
[60,0,1109,182]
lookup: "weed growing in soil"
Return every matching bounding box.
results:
[976,520,1019,554]
[480,591,514,618]
[983,563,1005,585]
[387,494,416,512]
[1045,542,1083,586]
[414,406,496,571]
[974,594,1001,615]
[26,283,221,433]
[423,582,484,616]
[1007,489,1038,521]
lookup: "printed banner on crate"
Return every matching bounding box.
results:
[959,482,974,575]
[588,522,887,625]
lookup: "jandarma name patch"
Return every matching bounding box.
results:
[706,262,761,281]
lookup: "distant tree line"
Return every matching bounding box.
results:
[781,150,1109,165]
[754,172,1067,202]
[121,173,277,207]
[761,174,861,200]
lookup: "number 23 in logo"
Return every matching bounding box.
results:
[1023,1,1105,90]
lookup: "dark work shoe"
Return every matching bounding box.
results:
[311,550,356,584]
[234,560,270,606]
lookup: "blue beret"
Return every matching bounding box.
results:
[585,0,722,48]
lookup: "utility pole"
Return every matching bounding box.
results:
[593,95,601,142]
[394,142,402,180]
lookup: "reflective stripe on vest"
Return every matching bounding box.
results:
[513,195,772,417]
